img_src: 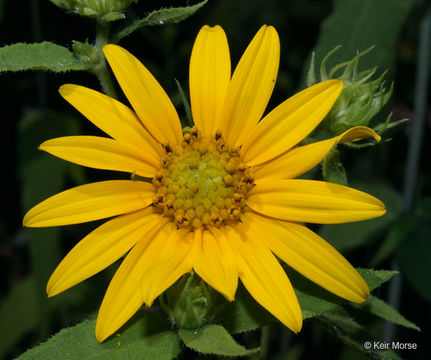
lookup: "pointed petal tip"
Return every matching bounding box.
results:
[95,318,112,343]
[282,312,303,334]
[95,330,107,344]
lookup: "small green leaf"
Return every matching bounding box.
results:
[0,42,91,72]
[175,79,193,127]
[212,284,275,334]
[318,318,401,360]
[17,311,179,360]
[178,324,260,356]
[322,147,348,185]
[357,268,398,291]
[359,296,420,331]
[112,0,208,43]
[320,307,364,334]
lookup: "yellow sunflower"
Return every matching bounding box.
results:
[23,25,386,342]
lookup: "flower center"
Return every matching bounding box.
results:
[152,127,254,229]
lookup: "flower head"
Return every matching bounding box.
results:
[23,25,385,342]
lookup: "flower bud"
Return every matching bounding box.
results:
[72,40,101,65]
[49,0,135,21]
[308,47,394,137]
[160,272,218,329]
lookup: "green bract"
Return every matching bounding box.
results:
[160,273,216,329]
[49,0,135,21]
[309,47,394,135]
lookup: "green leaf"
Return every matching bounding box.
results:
[212,284,276,334]
[303,0,415,81]
[175,78,193,127]
[319,182,401,250]
[357,268,398,291]
[17,311,179,360]
[396,224,431,301]
[212,268,396,335]
[318,318,401,360]
[0,277,37,359]
[178,324,259,356]
[320,307,363,334]
[293,267,396,319]
[112,0,208,43]
[360,296,420,331]
[0,42,91,72]
[322,147,348,185]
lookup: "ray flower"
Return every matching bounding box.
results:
[23,25,386,342]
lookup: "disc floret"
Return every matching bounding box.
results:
[152,128,254,229]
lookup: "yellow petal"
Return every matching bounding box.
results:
[47,208,165,297]
[221,25,280,146]
[59,84,163,160]
[247,179,386,224]
[241,80,343,166]
[103,44,182,146]
[95,219,169,342]
[23,180,155,227]
[242,212,369,303]
[139,227,192,306]
[253,126,380,180]
[192,228,238,301]
[189,25,231,138]
[226,224,302,333]
[40,136,160,177]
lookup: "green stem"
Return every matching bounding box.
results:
[259,325,271,359]
[93,20,117,99]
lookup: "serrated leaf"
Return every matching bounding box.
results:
[294,267,396,319]
[318,318,401,360]
[0,42,91,72]
[212,268,396,334]
[112,0,207,43]
[17,311,179,360]
[356,268,398,291]
[211,284,276,334]
[319,182,402,250]
[320,307,364,334]
[359,296,420,331]
[179,324,259,356]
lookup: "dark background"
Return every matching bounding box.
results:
[1,0,430,359]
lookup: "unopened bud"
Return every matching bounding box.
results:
[49,0,135,21]
[308,47,395,138]
[160,272,216,329]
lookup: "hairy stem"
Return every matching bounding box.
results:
[93,20,118,99]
